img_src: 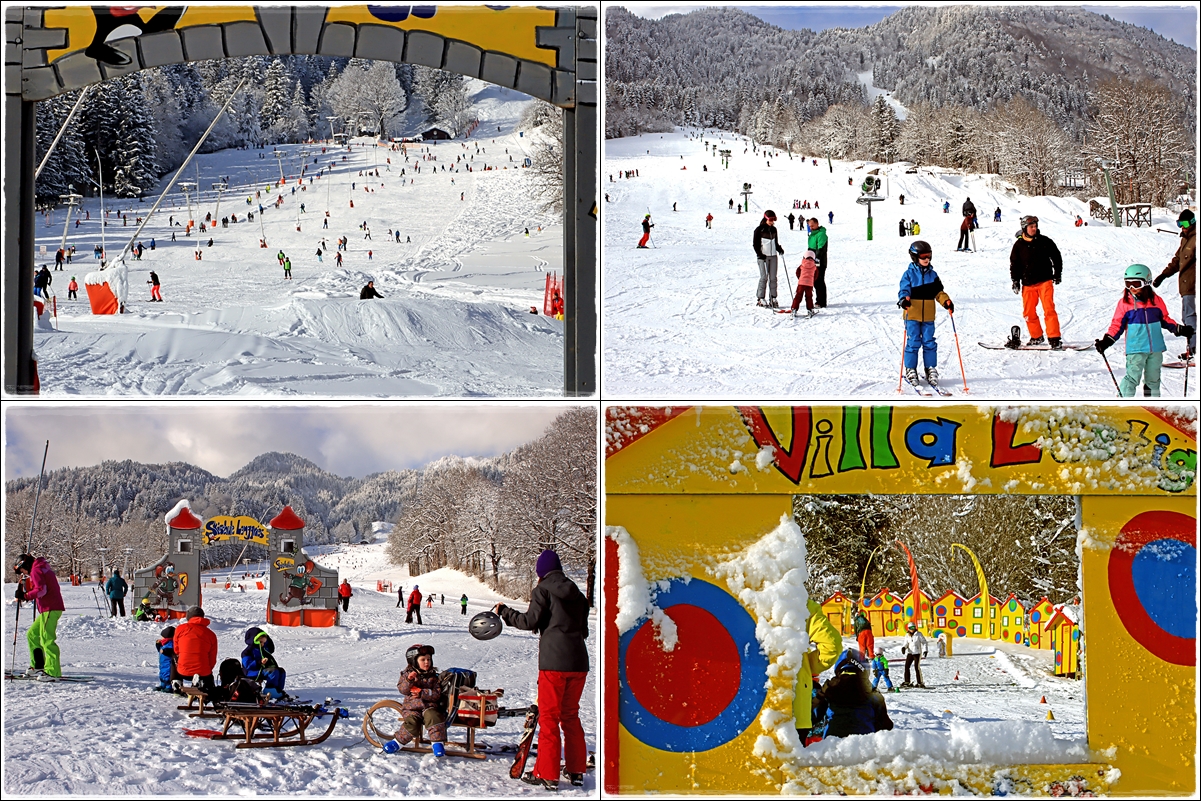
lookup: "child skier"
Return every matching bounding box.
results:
[638,214,653,248]
[384,644,448,757]
[787,249,819,317]
[1094,264,1193,396]
[898,240,954,388]
[870,652,895,692]
[155,625,179,693]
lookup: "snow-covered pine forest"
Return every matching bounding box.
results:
[606,5,1195,205]
[4,408,596,603]
[34,55,475,203]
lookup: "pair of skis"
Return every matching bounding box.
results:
[4,671,95,683]
[906,377,952,397]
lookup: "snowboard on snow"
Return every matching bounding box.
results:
[980,326,1091,351]
[509,704,539,779]
[1163,360,1195,369]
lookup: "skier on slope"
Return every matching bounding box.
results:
[853,607,874,658]
[147,271,162,302]
[405,584,423,624]
[495,550,589,790]
[1009,215,1063,349]
[1152,208,1196,361]
[962,196,976,218]
[806,217,829,308]
[637,214,653,248]
[753,210,783,308]
[1094,264,1192,397]
[13,553,65,679]
[898,240,954,388]
[360,281,383,299]
[899,622,928,688]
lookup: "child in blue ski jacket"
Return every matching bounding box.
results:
[156,626,178,692]
[870,652,894,692]
[898,240,953,387]
[242,626,289,699]
[1095,263,1193,397]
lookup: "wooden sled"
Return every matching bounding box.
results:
[178,687,223,719]
[212,701,344,749]
[362,689,503,760]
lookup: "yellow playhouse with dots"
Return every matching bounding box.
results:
[603,405,1195,796]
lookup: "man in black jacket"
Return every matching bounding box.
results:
[753,210,783,308]
[496,550,589,790]
[1009,215,1063,348]
[360,281,383,299]
[962,197,976,218]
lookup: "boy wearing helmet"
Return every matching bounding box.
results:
[899,621,928,688]
[898,241,954,388]
[385,644,447,756]
[1009,215,1064,348]
[1095,264,1193,396]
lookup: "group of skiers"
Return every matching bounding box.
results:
[751,210,830,311]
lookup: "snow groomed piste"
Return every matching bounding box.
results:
[603,405,1196,796]
[5,4,599,395]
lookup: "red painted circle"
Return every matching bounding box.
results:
[626,604,740,727]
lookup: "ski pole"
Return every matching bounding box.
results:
[1184,349,1191,398]
[10,600,21,675]
[92,586,104,616]
[896,313,908,393]
[1098,350,1121,396]
[948,309,969,392]
[780,255,794,305]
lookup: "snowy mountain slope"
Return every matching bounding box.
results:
[602,129,1193,398]
[31,84,564,397]
[2,547,597,796]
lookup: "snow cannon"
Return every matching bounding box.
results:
[469,611,503,641]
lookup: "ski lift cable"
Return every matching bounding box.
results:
[109,77,247,268]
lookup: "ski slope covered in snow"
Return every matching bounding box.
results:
[603,129,1193,398]
[2,543,597,796]
[32,82,564,397]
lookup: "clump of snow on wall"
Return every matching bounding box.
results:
[605,526,678,650]
[164,498,192,526]
[755,445,776,471]
[712,514,810,767]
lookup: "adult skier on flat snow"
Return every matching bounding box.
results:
[1009,215,1063,349]
[753,210,783,308]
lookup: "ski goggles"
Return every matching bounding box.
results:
[1124,278,1149,289]
[1178,219,1193,228]
[915,253,932,261]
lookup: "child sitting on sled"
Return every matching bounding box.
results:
[383,644,448,757]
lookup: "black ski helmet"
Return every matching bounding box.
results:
[908,240,932,264]
[13,554,34,574]
[469,610,504,641]
[405,643,435,669]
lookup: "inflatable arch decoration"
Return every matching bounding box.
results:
[4,5,598,394]
[604,405,1196,796]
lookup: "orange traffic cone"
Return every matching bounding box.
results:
[1046,710,1055,721]
[1040,696,1047,704]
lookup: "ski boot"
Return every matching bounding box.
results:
[521,773,559,791]
[1004,325,1022,349]
[806,308,816,319]
[567,773,585,787]
[768,298,779,309]
[1048,337,1064,351]
[899,681,913,688]
[1026,335,1046,347]
[904,368,920,387]
[756,299,767,308]
[917,682,928,689]
[925,367,939,386]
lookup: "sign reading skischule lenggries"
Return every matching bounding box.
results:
[202,515,269,546]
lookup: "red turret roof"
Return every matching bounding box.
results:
[270,506,305,530]
[167,506,203,530]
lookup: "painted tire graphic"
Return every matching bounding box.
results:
[956,626,967,637]
[1107,510,1196,667]
[619,578,768,752]
[935,605,947,617]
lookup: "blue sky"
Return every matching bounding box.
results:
[622,4,1198,49]
[4,404,583,479]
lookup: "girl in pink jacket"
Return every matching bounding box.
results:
[788,250,820,317]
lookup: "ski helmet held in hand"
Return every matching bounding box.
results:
[908,240,932,264]
[405,643,435,669]
[469,611,503,641]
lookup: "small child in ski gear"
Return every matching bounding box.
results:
[898,241,953,386]
[384,644,447,754]
[214,658,263,704]
[134,596,157,621]
[870,653,894,692]
[241,626,288,699]
[1095,263,1192,397]
[788,249,818,315]
[821,649,894,738]
[156,625,178,692]
[638,214,653,248]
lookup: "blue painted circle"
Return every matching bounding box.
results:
[1131,540,1196,639]
[954,598,963,607]
[619,578,768,752]
[891,604,902,614]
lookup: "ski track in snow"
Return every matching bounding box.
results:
[2,544,597,796]
[603,129,1193,398]
[32,83,563,397]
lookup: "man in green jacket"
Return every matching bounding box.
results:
[806,217,830,308]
